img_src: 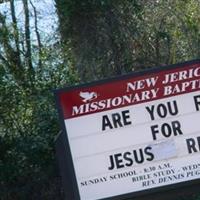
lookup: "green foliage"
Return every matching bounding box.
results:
[0,2,79,197]
[0,60,78,199]
[56,0,200,82]
[0,0,200,199]
[55,0,144,81]
[0,67,79,199]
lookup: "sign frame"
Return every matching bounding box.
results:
[54,59,200,200]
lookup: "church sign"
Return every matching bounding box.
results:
[55,59,200,200]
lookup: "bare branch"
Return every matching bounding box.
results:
[30,0,42,68]
[10,0,22,66]
[22,0,34,79]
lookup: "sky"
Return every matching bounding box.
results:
[0,0,57,42]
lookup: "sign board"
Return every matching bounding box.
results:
[55,59,200,200]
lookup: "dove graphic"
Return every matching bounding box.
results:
[79,91,98,103]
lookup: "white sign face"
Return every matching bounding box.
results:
[55,60,200,200]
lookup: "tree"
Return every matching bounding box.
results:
[55,0,144,81]
[0,1,78,199]
[55,0,200,82]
